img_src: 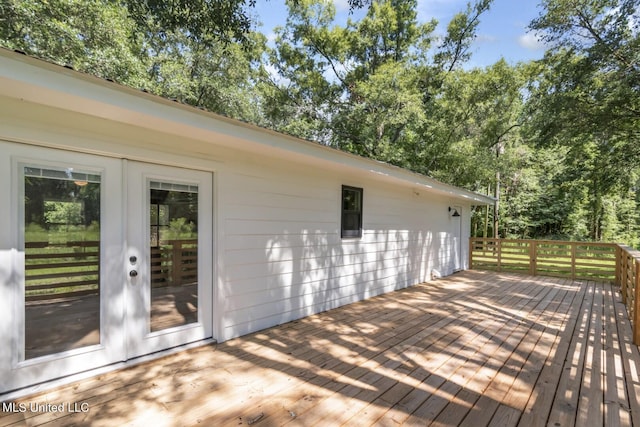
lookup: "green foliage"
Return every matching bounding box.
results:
[1,0,147,85]
[264,0,492,171]
[0,0,638,246]
[0,0,266,122]
[527,0,639,161]
[163,217,197,241]
[125,0,257,45]
[143,28,267,122]
[434,0,492,72]
[422,60,524,187]
[44,201,84,226]
[523,0,640,244]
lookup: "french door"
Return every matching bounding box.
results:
[125,161,212,358]
[0,143,213,393]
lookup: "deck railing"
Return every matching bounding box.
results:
[469,238,640,344]
[151,239,198,287]
[25,240,100,301]
[25,239,197,302]
[618,244,640,345]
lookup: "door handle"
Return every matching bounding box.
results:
[129,270,138,278]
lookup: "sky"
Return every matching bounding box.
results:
[252,0,547,68]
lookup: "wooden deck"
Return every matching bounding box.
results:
[2,270,640,426]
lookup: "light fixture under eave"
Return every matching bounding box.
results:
[74,180,88,186]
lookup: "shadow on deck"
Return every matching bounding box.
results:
[2,270,640,426]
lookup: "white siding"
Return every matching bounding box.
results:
[216,156,470,340]
[0,75,476,347]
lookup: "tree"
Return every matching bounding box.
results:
[0,0,147,86]
[142,26,267,122]
[264,0,494,170]
[125,0,258,46]
[434,0,492,72]
[525,0,640,242]
[406,59,528,241]
[527,0,639,164]
[0,0,267,123]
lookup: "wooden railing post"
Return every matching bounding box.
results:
[172,240,183,285]
[621,248,628,304]
[615,245,621,288]
[634,260,640,345]
[570,242,577,280]
[497,239,502,272]
[529,241,537,276]
[469,238,474,270]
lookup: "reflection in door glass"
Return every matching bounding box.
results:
[23,166,101,359]
[149,181,198,332]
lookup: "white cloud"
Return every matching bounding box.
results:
[517,32,545,50]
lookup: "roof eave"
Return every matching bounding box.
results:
[0,48,494,205]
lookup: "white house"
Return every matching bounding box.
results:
[0,48,493,396]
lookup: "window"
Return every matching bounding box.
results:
[341,185,363,238]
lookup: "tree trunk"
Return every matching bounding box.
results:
[494,170,500,239]
[484,185,491,238]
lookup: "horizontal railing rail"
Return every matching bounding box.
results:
[25,240,100,301]
[151,239,198,287]
[25,239,198,302]
[469,238,618,281]
[469,238,640,345]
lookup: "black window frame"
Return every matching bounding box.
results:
[341,185,363,239]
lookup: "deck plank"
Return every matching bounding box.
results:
[542,280,593,427]
[577,281,605,427]
[603,283,631,427]
[384,273,544,425]
[615,287,640,425]
[2,271,640,427]
[459,277,564,426]
[499,278,580,416]
[285,272,526,426]
[444,277,565,426]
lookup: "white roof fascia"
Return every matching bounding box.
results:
[0,49,495,205]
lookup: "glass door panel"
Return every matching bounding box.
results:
[23,166,101,359]
[149,181,199,332]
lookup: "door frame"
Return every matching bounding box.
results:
[0,142,217,394]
